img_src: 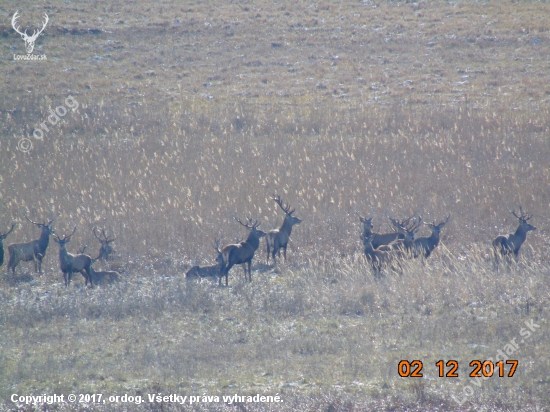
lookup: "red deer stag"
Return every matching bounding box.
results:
[53,227,94,287]
[7,214,54,275]
[412,214,450,258]
[266,195,302,265]
[356,211,405,249]
[0,224,16,268]
[220,217,266,286]
[92,227,116,261]
[186,238,225,280]
[492,207,535,263]
[386,214,422,257]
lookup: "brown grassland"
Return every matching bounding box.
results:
[1,0,550,410]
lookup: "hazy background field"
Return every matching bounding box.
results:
[0,1,549,410]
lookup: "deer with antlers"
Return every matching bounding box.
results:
[11,11,49,54]
[89,267,120,285]
[53,227,94,287]
[219,217,266,286]
[7,215,55,275]
[356,211,405,249]
[386,214,422,257]
[266,195,302,265]
[92,227,116,261]
[186,238,225,280]
[0,224,16,268]
[492,207,535,263]
[411,214,450,258]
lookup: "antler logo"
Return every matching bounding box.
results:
[12,11,49,54]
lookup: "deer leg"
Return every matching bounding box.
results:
[266,243,271,265]
[283,244,288,261]
[247,261,252,282]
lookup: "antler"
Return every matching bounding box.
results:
[511,206,532,222]
[0,223,16,237]
[272,194,295,215]
[56,226,77,241]
[235,216,261,229]
[212,238,221,252]
[23,212,47,227]
[93,227,114,242]
[439,213,451,226]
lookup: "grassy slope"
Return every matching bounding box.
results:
[0,1,549,410]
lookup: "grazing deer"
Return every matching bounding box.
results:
[220,217,266,286]
[412,214,450,258]
[7,215,54,275]
[0,224,16,267]
[89,266,120,285]
[53,227,94,287]
[186,239,225,280]
[92,227,116,261]
[493,207,535,263]
[356,211,404,249]
[363,235,394,278]
[266,195,302,265]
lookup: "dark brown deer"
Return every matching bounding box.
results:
[53,227,94,287]
[356,211,404,249]
[186,239,225,280]
[89,266,120,285]
[266,195,302,265]
[0,224,16,268]
[92,227,116,261]
[363,234,395,278]
[493,207,535,262]
[7,215,54,275]
[220,217,266,286]
[387,214,422,257]
[413,214,450,258]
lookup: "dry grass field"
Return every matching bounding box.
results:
[0,0,549,410]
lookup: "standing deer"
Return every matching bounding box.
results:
[92,227,116,261]
[220,217,266,286]
[356,211,404,249]
[266,195,302,265]
[412,214,450,258]
[0,224,16,267]
[387,214,422,257]
[53,227,94,287]
[7,215,54,275]
[186,239,225,280]
[492,207,535,263]
[363,234,395,278]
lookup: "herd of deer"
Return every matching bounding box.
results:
[0,199,537,287]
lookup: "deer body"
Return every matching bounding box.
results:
[7,217,54,274]
[266,195,302,264]
[220,218,265,286]
[363,235,394,278]
[357,214,404,250]
[0,224,16,267]
[493,207,535,260]
[89,267,120,285]
[412,215,450,258]
[54,228,94,287]
[186,239,224,280]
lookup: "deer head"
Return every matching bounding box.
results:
[272,195,302,225]
[12,11,49,54]
[509,207,536,232]
[24,213,55,236]
[92,226,115,260]
[53,226,77,246]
